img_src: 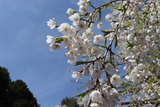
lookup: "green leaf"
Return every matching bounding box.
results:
[103,3,110,10]
[126,41,134,48]
[136,14,142,20]
[74,61,91,66]
[112,20,119,23]
[94,44,108,49]
[156,81,160,86]
[149,77,156,83]
[74,90,89,97]
[114,35,118,48]
[68,10,74,15]
[123,21,131,27]
[97,9,101,22]
[114,5,125,12]
[121,81,132,87]
[142,11,149,16]
[104,37,107,46]
[95,9,99,13]
[155,55,160,58]
[88,22,92,27]
[101,30,112,36]
[114,5,122,10]
[95,8,101,22]
[135,25,142,30]
[123,69,132,77]
[87,1,95,8]
[107,58,114,65]
[55,37,64,43]
[74,90,91,101]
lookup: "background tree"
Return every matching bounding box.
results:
[0,66,12,107]
[61,97,79,107]
[9,80,39,107]
[0,66,40,107]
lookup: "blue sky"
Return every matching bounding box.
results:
[0,0,110,107]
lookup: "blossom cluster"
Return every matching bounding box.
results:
[46,0,160,106]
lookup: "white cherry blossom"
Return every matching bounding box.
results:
[83,39,92,48]
[76,21,88,33]
[91,47,101,55]
[110,74,122,85]
[82,28,94,40]
[81,66,90,76]
[79,5,88,15]
[85,78,95,89]
[90,103,100,107]
[46,35,55,44]
[72,71,82,82]
[77,0,87,6]
[50,43,62,51]
[105,13,113,21]
[65,50,78,64]
[47,18,56,29]
[91,69,102,79]
[66,8,74,15]
[62,36,72,47]
[69,13,80,26]
[90,90,103,104]
[57,23,71,35]
[97,22,103,29]
[93,34,105,45]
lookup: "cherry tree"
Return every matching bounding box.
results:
[46,0,160,106]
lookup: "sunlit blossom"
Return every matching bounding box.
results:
[47,18,56,29]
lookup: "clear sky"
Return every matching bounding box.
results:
[0,0,109,107]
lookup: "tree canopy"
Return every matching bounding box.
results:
[61,97,79,107]
[0,66,40,107]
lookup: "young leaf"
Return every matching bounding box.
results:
[87,1,95,8]
[106,58,114,66]
[101,30,112,36]
[135,25,142,30]
[126,41,134,48]
[74,90,90,97]
[149,77,156,83]
[74,61,91,66]
[94,44,108,49]
[74,90,91,101]
[112,20,119,23]
[114,5,124,12]
[104,37,107,46]
[123,21,131,27]
[97,9,101,22]
[103,3,110,10]
[136,14,142,20]
[114,35,118,48]
[55,37,64,43]
[88,22,92,27]
[156,81,160,86]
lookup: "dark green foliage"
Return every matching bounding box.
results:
[10,80,39,107]
[61,97,79,107]
[0,66,40,107]
[0,67,12,107]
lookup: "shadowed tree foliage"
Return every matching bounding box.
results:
[0,66,40,107]
[0,66,12,107]
[61,97,79,107]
